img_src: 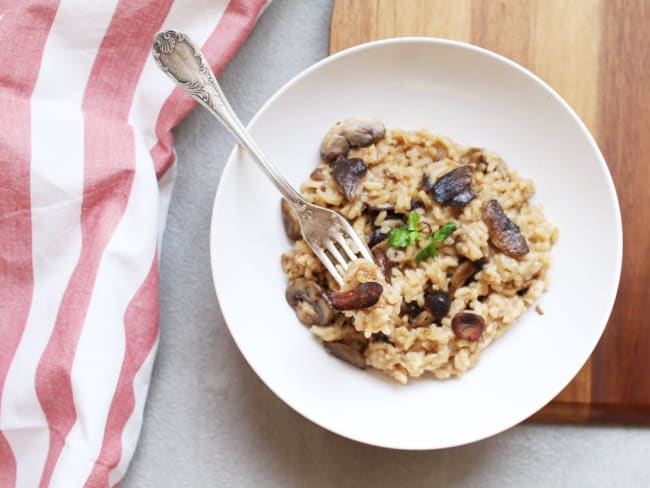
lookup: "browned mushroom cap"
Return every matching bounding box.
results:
[323,341,366,369]
[341,117,385,147]
[371,242,392,283]
[449,260,480,294]
[285,278,334,326]
[434,141,448,161]
[451,312,485,341]
[320,117,385,162]
[424,290,451,321]
[430,166,476,208]
[331,155,368,200]
[281,199,301,241]
[329,282,383,310]
[368,226,389,248]
[482,200,529,258]
[310,167,327,181]
[459,147,486,166]
[320,133,349,163]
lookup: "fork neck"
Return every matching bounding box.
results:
[151,30,306,209]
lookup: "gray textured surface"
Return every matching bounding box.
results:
[123,1,649,486]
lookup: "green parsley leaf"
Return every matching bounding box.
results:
[430,221,457,245]
[415,222,458,263]
[406,211,420,232]
[388,211,422,248]
[388,215,457,262]
[415,243,439,263]
[387,227,410,247]
[405,232,418,246]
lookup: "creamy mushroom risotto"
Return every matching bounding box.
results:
[281,118,558,383]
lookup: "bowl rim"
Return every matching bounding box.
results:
[209,36,623,449]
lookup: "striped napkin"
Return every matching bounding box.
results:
[0,1,268,486]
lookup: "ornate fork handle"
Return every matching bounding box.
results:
[152,30,305,208]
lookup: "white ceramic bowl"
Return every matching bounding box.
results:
[210,38,622,449]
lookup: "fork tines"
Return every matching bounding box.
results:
[315,229,373,286]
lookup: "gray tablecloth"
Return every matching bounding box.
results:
[123,1,648,486]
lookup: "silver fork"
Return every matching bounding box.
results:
[152,30,374,286]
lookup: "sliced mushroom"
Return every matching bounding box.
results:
[430,166,476,208]
[331,155,368,200]
[473,257,487,270]
[366,205,405,225]
[404,302,436,327]
[368,226,389,248]
[320,117,385,162]
[341,118,385,147]
[280,199,301,241]
[402,300,423,318]
[460,147,486,167]
[451,312,485,341]
[372,242,392,282]
[434,141,448,161]
[410,309,434,328]
[482,200,529,258]
[320,134,349,163]
[422,174,434,192]
[329,282,383,310]
[449,260,480,294]
[323,341,366,369]
[285,278,334,326]
[410,198,425,211]
[424,290,451,321]
[310,167,327,181]
[370,332,391,344]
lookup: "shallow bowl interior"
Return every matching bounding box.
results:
[210,38,622,449]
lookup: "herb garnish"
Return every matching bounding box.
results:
[386,211,457,263]
[415,222,457,262]
[387,211,421,247]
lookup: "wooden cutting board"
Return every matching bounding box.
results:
[330,0,650,423]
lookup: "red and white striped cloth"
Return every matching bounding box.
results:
[0,1,268,486]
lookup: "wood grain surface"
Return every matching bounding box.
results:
[330,0,649,423]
